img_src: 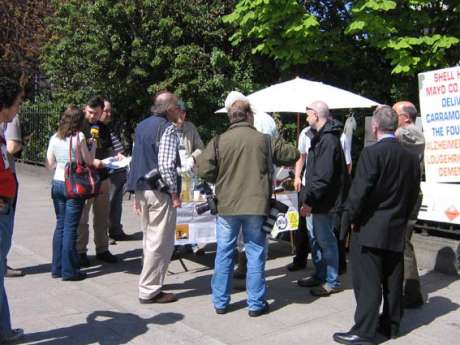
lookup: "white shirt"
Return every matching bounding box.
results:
[340,133,352,166]
[47,132,86,181]
[298,126,312,184]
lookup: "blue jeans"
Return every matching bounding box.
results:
[51,181,85,279]
[0,200,14,336]
[307,213,340,289]
[213,215,266,311]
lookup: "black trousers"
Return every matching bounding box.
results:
[350,233,403,339]
[293,194,310,263]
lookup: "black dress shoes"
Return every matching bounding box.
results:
[110,232,131,241]
[96,251,118,263]
[376,321,400,339]
[333,331,375,345]
[79,253,90,267]
[403,296,424,309]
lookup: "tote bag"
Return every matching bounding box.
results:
[64,133,101,199]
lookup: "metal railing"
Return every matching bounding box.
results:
[18,103,62,166]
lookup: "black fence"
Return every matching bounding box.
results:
[19,104,62,165]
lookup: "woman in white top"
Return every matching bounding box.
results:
[46,106,100,281]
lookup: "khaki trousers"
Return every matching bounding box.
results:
[77,179,110,254]
[137,190,176,299]
[403,220,423,304]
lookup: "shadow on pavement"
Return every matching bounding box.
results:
[21,263,52,276]
[24,310,184,345]
[83,248,144,278]
[20,248,144,278]
[399,296,459,337]
[165,263,349,313]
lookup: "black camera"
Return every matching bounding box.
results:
[195,182,217,215]
[143,168,169,193]
[261,199,289,234]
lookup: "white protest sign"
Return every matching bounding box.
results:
[419,66,460,182]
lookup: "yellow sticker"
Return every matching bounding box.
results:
[286,211,299,229]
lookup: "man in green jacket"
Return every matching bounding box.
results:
[196,100,299,317]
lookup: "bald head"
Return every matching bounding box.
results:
[308,101,330,119]
[306,100,330,130]
[393,101,417,126]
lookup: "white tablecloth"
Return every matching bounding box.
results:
[174,192,299,245]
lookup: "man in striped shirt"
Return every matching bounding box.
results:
[101,100,130,242]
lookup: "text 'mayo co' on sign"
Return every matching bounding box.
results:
[419,66,460,182]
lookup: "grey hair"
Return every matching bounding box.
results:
[228,100,253,124]
[372,105,398,133]
[151,92,178,115]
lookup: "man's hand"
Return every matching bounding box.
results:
[133,197,141,216]
[299,203,312,217]
[93,159,104,169]
[171,193,182,208]
[294,176,302,193]
[115,152,126,161]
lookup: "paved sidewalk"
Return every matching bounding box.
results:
[6,167,460,345]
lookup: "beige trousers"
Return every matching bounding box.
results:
[77,179,110,254]
[137,190,176,299]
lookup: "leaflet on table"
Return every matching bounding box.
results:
[102,156,131,170]
[175,202,216,245]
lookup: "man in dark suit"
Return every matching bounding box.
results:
[333,105,420,345]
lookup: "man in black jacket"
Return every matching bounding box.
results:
[333,106,420,345]
[77,96,118,266]
[299,101,349,297]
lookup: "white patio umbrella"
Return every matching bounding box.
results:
[216,77,379,114]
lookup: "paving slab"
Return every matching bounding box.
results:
[5,165,460,344]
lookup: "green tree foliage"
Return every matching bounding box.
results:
[224,0,460,103]
[42,0,268,142]
[348,0,460,74]
[225,1,355,71]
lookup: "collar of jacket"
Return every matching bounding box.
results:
[378,136,398,143]
[151,112,167,119]
[228,121,256,131]
[310,119,342,147]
